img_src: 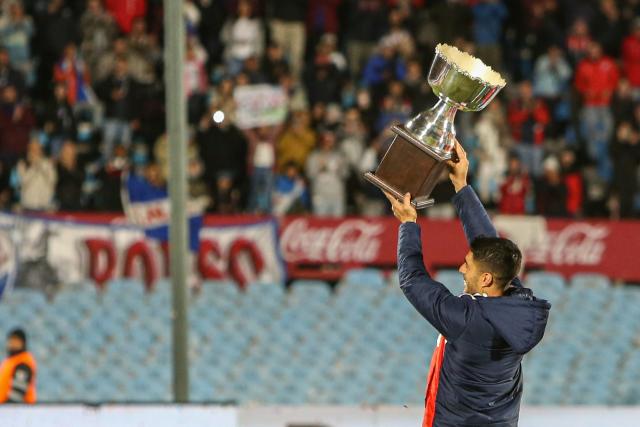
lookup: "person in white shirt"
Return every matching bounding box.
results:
[221,0,264,76]
[16,140,57,211]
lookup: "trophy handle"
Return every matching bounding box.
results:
[364,172,435,209]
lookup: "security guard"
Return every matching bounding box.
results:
[0,329,37,403]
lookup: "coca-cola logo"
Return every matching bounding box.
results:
[280,218,384,263]
[525,223,609,266]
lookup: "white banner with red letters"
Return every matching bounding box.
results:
[0,214,284,294]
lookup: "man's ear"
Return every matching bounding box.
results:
[480,272,494,289]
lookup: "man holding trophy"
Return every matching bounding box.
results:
[373,45,551,426]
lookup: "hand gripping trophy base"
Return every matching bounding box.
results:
[364,124,450,209]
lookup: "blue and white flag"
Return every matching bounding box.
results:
[122,172,204,252]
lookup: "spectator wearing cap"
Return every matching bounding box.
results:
[575,40,619,181]
[536,155,568,217]
[622,18,640,99]
[221,0,264,76]
[306,128,348,217]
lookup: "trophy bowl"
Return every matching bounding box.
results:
[364,43,506,208]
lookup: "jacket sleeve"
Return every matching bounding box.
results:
[397,222,470,340]
[452,185,523,288]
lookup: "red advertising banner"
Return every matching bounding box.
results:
[280,216,640,283]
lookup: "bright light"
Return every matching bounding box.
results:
[213,110,225,123]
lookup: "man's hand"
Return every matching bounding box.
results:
[447,140,469,193]
[384,191,417,223]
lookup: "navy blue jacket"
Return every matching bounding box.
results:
[398,186,551,427]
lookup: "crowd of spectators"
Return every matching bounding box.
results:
[0,0,639,219]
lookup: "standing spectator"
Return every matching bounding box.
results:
[40,83,77,156]
[0,47,25,96]
[268,0,307,80]
[0,1,34,86]
[611,78,636,125]
[565,18,591,66]
[104,0,147,34]
[0,160,11,209]
[184,35,208,123]
[95,57,141,161]
[361,42,406,89]
[0,329,37,404]
[611,121,640,218]
[304,45,342,105]
[507,80,550,177]
[95,37,154,84]
[622,18,640,99]
[33,0,75,98]
[532,45,572,137]
[94,144,128,211]
[307,0,341,49]
[499,154,531,215]
[53,43,92,107]
[593,0,624,57]
[277,109,316,172]
[0,84,34,169]
[344,0,388,76]
[536,155,567,217]
[379,8,415,60]
[262,42,290,84]
[272,161,309,216]
[222,0,264,76]
[559,148,583,218]
[374,80,411,133]
[55,141,84,211]
[16,140,57,211]
[471,0,508,71]
[306,129,348,216]
[574,41,619,181]
[245,125,281,214]
[474,101,508,206]
[79,0,118,78]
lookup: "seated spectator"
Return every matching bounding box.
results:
[574,41,619,181]
[0,1,34,86]
[611,121,640,218]
[536,155,568,217]
[0,84,34,169]
[16,140,57,211]
[621,18,640,99]
[221,0,264,76]
[272,161,309,216]
[499,154,531,215]
[40,83,77,156]
[306,129,348,217]
[277,109,316,172]
[95,56,142,162]
[55,141,84,211]
[53,43,92,107]
[559,148,583,218]
[507,80,550,177]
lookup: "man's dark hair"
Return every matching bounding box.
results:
[8,328,27,347]
[470,237,522,289]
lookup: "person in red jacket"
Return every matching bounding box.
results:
[104,0,147,34]
[507,80,550,178]
[499,153,531,215]
[622,18,640,97]
[574,41,619,181]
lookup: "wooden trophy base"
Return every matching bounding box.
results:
[364,125,451,209]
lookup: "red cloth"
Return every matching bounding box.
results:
[622,35,640,87]
[507,99,550,145]
[0,105,35,162]
[423,335,446,427]
[564,172,583,216]
[105,0,147,33]
[499,173,530,215]
[574,56,619,106]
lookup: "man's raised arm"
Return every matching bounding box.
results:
[447,142,523,288]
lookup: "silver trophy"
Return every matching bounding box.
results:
[364,43,506,208]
